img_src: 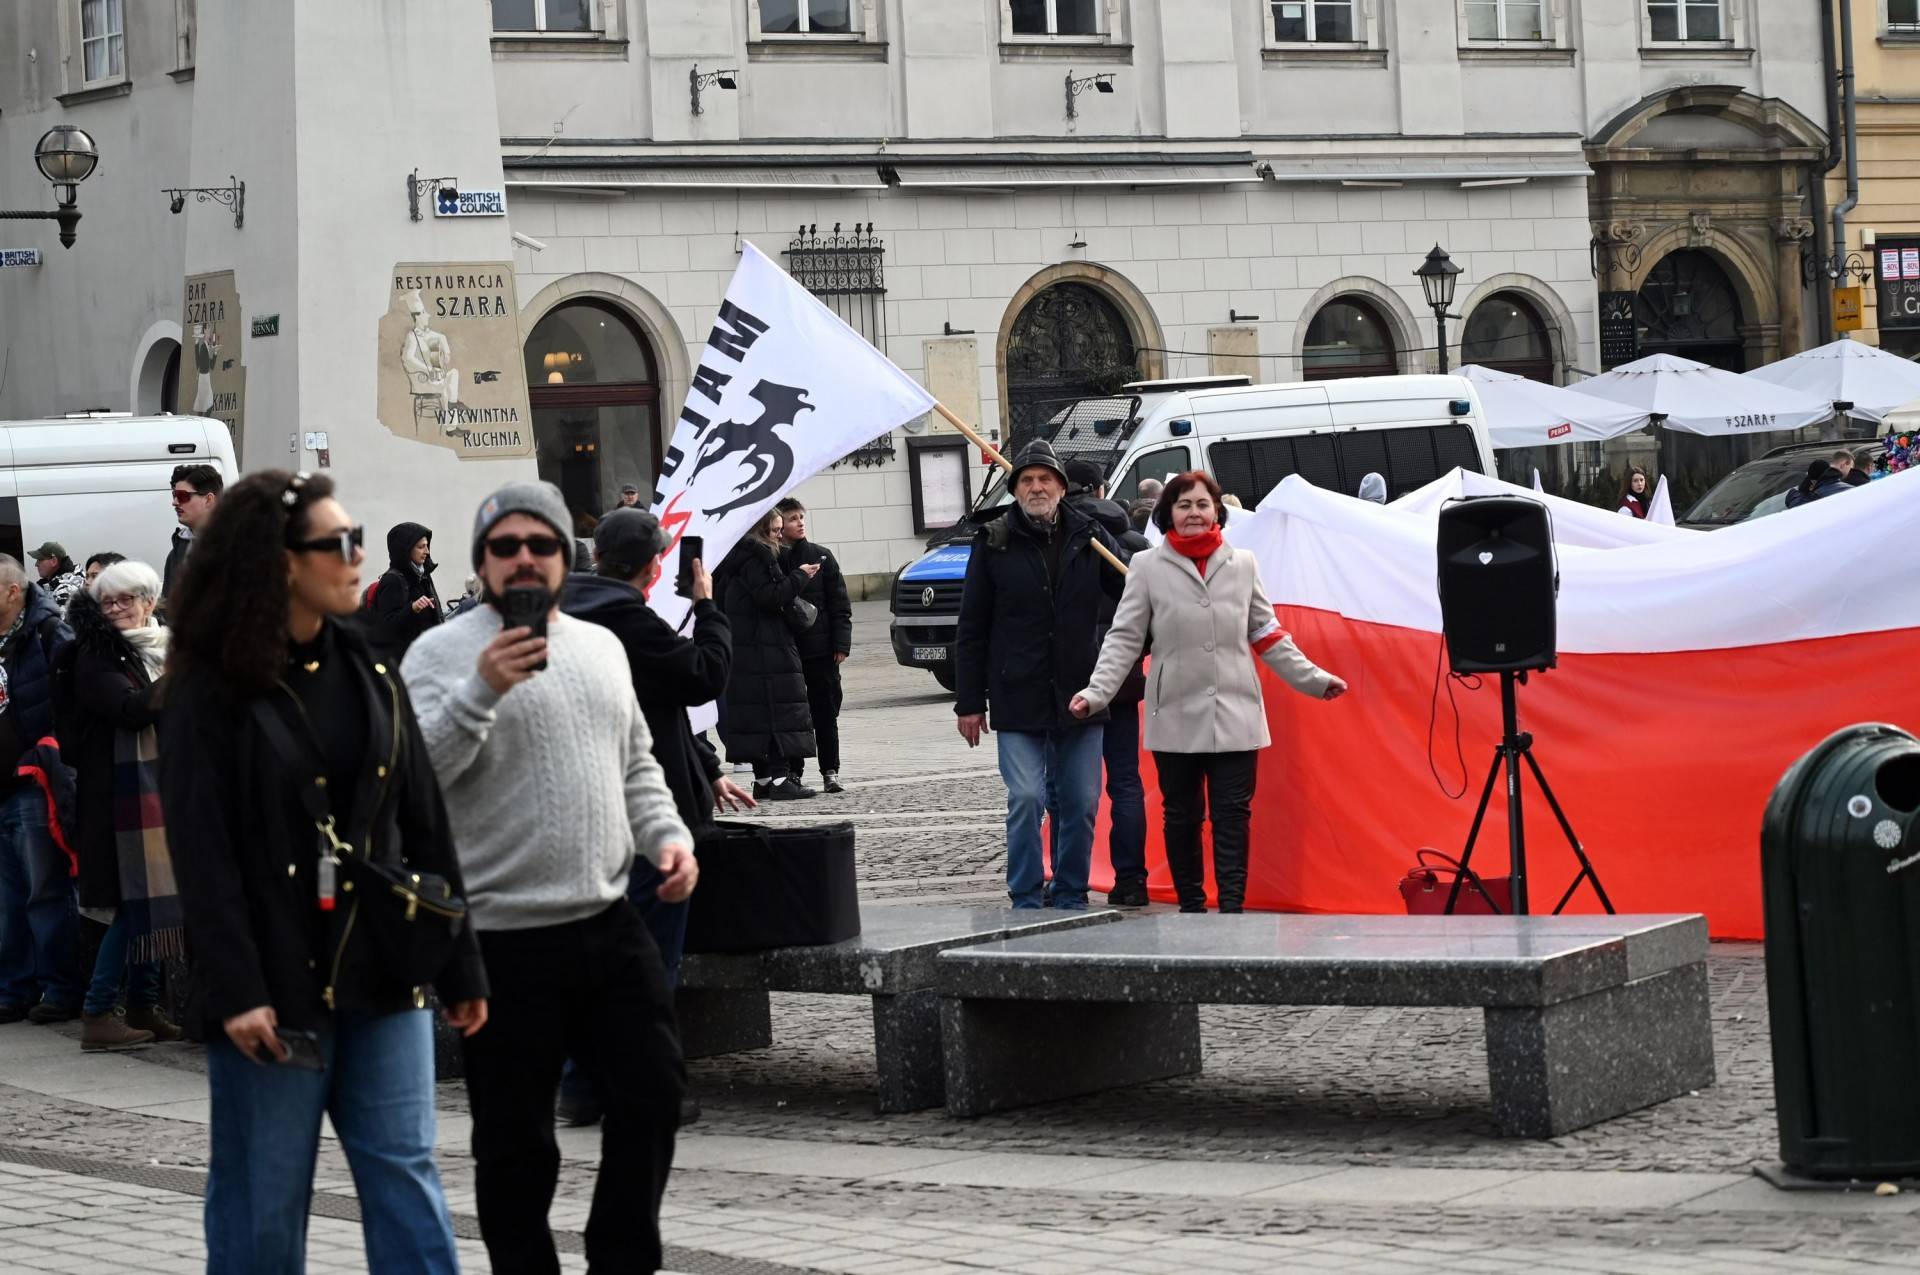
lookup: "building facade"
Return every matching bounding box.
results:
[0,1,1831,590]
[1829,0,1920,359]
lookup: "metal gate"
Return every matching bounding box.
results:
[1004,283,1142,453]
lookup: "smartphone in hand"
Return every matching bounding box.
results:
[275,1028,324,1071]
[675,536,704,598]
[500,586,552,672]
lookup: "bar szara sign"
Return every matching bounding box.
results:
[182,270,247,463]
[377,263,533,459]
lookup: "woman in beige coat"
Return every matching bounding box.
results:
[1070,471,1345,912]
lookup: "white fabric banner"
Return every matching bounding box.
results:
[648,241,936,638]
[1226,467,1920,653]
[1648,473,1675,525]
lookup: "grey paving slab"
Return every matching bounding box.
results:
[1246,1165,1528,1203]
[1675,1176,1920,1214]
[1063,1158,1345,1197]
[868,1152,1157,1189]
[724,1143,984,1179]
[1447,1169,1743,1209]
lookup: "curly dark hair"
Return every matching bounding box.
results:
[166,469,335,693]
[1151,470,1229,533]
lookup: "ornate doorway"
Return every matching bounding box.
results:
[523,299,661,530]
[1634,250,1745,372]
[1003,283,1139,450]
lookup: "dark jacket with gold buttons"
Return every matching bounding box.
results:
[159,620,487,1034]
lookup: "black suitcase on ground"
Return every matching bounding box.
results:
[683,820,860,954]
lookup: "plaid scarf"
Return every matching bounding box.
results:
[114,722,183,963]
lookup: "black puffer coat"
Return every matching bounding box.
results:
[51,592,164,910]
[715,537,815,762]
[777,538,853,663]
[369,521,442,658]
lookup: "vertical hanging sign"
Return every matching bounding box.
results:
[182,271,248,463]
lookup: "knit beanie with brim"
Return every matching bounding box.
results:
[471,481,576,570]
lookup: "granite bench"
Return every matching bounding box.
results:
[933,913,1715,1138]
[676,904,1120,1112]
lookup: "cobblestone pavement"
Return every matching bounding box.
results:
[1,602,1914,1273]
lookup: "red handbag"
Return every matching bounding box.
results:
[1398,848,1512,916]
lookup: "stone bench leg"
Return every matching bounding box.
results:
[872,990,945,1113]
[1484,962,1716,1138]
[675,987,773,1060]
[941,998,1203,1118]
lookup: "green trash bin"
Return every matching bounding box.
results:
[1761,723,1920,1180]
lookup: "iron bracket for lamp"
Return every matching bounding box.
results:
[1803,249,1874,286]
[943,322,975,336]
[689,64,739,115]
[0,207,82,249]
[407,170,458,223]
[1064,72,1115,120]
[162,177,244,229]
[1229,309,1261,322]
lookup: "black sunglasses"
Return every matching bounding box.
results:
[485,534,566,560]
[288,525,365,558]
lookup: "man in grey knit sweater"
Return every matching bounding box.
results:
[403,480,696,1275]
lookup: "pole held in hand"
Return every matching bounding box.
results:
[931,403,1129,576]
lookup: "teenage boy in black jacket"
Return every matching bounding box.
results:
[776,497,853,793]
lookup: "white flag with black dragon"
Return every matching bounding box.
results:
[647,240,936,640]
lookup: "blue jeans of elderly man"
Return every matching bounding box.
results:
[1000,725,1104,910]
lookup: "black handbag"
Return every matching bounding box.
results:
[784,595,819,635]
[684,820,860,954]
[250,692,467,991]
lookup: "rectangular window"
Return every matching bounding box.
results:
[1011,0,1101,36]
[1465,0,1544,40]
[1111,445,1191,505]
[1891,0,1920,32]
[1210,426,1484,506]
[491,0,595,32]
[80,0,125,82]
[1272,1,1357,42]
[761,0,855,33]
[1646,0,1722,41]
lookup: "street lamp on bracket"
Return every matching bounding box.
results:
[0,126,100,249]
[1414,243,1465,374]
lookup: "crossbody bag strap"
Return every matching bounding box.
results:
[247,695,338,836]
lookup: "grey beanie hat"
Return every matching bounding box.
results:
[471,480,576,570]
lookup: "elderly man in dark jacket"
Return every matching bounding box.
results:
[0,561,80,1023]
[776,497,854,793]
[956,441,1128,910]
[1063,459,1152,907]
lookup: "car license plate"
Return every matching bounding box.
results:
[913,646,947,662]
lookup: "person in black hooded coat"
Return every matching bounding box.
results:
[368,522,443,657]
[714,510,817,800]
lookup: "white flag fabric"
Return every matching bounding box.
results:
[647,241,936,641]
[1648,473,1676,525]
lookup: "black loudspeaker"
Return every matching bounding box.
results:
[1436,496,1558,674]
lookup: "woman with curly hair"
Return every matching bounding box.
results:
[53,561,181,1052]
[159,470,488,1272]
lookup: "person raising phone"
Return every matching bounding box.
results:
[159,470,488,1272]
[401,481,697,1275]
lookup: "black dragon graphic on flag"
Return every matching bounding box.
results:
[687,379,813,518]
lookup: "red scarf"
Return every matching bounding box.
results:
[1165,526,1224,577]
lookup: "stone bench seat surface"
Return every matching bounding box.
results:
[933,913,1709,1009]
[679,905,1121,995]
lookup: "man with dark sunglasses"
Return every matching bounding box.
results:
[162,464,224,612]
[401,481,696,1275]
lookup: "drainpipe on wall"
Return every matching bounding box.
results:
[1831,0,1862,339]
[1812,0,1841,340]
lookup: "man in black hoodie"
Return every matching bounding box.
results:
[776,497,854,793]
[367,521,443,658]
[558,509,753,1125]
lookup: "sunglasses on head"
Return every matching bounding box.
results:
[485,534,566,560]
[288,525,365,558]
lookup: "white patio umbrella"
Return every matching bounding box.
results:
[1456,364,1650,448]
[1575,352,1832,436]
[1741,338,1920,425]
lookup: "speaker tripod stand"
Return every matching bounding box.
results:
[1443,670,1615,917]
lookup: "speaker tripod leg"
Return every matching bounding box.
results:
[1445,748,1510,915]
[1520,747,1616,915]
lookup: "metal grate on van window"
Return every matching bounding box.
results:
[1208,423,1484,506]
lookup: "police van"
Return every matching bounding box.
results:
[889,374,1496,690]
[0,413,239,569]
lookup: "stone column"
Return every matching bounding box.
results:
[1775,217,1815,357]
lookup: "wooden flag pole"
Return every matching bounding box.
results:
[931,402,1129,576]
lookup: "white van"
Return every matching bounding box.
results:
[0,414,239,570]
[890,374,1497,686]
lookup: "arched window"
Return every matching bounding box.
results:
[1462,292,1554,383]
[1003,282,1139,449]
[1634,250,1744,372]
[1302,298,1397,381]
[136,339,182,415]
[524,300,661,530]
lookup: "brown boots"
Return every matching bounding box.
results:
[124,1005,183,1042]
[81,1010,154,1052]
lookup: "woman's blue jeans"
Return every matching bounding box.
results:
[204,1008,457,1274]
[82,910,160,1017]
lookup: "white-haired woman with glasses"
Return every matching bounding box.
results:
[52,560,180,1053]
[158,470,488,1273]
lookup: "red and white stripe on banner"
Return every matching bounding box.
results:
[1087,470,1920,937]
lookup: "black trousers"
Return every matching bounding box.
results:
[462,900,685,1274]
[791,657,843,777]
[1152,751,1259,913]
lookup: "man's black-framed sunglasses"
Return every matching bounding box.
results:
[288,525,365,558]
[484,534,566,560]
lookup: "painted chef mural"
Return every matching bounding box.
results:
[376,262,534,459]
